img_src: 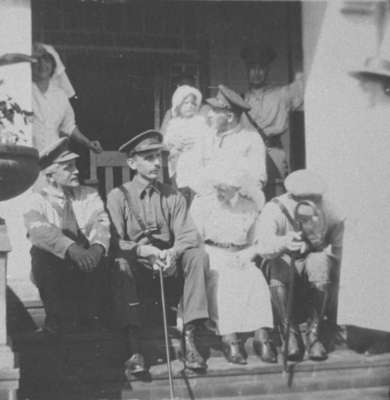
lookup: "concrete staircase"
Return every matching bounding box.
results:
[6,293,390,400]
[8,322,390,400]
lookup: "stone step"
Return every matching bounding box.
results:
[123,351,390,399]
[122,387,390,400]
[11,325,390,400]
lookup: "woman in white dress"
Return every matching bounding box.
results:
[191,169,276,365]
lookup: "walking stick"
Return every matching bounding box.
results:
[158,264,176,400]
[283,253,296,376]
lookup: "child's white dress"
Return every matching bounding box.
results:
[164,114,212,191]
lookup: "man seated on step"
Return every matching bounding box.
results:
[106,129,210,376]
[23,138,110,335]
[255,169,345,361]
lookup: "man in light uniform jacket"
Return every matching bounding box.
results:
[23,138,110,334]
[202,84,267,196]
[255,169,344,361]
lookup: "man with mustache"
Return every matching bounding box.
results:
[23,138,110,335]
[106,130,209,376]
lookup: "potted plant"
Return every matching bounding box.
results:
[0,53,39,201]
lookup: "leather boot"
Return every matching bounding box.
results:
[253,328,278,363]
[270,285,300,361]
[183,323,207,371]
[124,326,146,375]
[307,285,329,361]
[124,353,145,375]
[253,328,277,363]
[221,333,247,365]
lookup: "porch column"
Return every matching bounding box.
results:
[0,0,40,308]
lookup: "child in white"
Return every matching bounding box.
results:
[164,85,212,194]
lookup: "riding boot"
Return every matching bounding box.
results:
[270,285,300,361]
[183,322,207,371]
[307,285,329,361]
[222,333,247,365]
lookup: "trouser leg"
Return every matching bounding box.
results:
[111,263,142,330]
[83,259,105,319]
[31,247,66,333]
[180,248,209,325]
[111,261,144,357]
[180,248,209,371]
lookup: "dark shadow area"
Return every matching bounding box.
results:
[343,324,390,355]
[6,287,37,335]
[7,267,390,399]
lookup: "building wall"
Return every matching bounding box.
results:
[0,0,39,303]
[303,0,390,331]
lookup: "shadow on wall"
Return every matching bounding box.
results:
[343,325,390,355]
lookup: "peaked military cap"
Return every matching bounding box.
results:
[350,56,390,79]
[240,44,277,67]
[206,84,251,112]
[119,129,164,155]
[284,169,327,197]
[39,138,79,170]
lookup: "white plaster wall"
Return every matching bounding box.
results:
[303,0,390,330]
[0,0,39,303]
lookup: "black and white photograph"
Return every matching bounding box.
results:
[0,0,389,399]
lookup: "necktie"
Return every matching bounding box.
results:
[144,186,156,229]
[62,195,80,240]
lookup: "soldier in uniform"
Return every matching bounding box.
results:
[23,138,110,335]
[106,130,209,376]
[203,84,267,195]
[241,44,304,200]
[255,169,345,361]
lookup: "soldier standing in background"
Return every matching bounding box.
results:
[241,44,304,199]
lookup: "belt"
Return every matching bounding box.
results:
[204,240,248,251]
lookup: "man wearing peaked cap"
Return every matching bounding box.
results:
[350,55,390,107]
[240,43,304,200]
[206,84,251,113]
[202,84,267,198]
[255,169,345,362]
[118,129,164,155]
[38,137,78,170]
[23,138,110,335]
[106,129,210,376]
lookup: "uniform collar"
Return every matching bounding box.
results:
[217,123,241,139]
[41,184,77,200]
[132,175,161,198]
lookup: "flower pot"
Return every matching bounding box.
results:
[0,144,39,201]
